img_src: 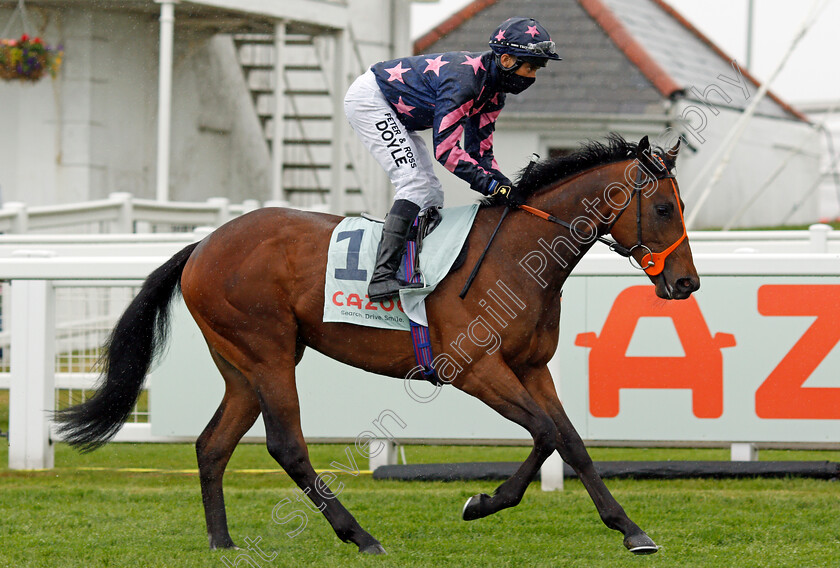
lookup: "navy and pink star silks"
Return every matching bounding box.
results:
[370,51,511,197]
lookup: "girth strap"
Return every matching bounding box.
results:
[403,218,441,385]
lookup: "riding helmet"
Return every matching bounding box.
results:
[488,17,562,65]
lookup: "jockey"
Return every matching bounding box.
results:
[344,17,561,302]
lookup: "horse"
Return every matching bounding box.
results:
[57,134,698,556]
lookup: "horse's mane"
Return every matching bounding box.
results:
[480,134,655,208]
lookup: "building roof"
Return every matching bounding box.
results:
[414,0,807,122]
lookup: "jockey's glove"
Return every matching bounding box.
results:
[492,183,525,207]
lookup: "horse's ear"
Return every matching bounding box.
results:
[636,136,650,156]
[664,139,680,170]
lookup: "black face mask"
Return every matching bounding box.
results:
[499,72,535,94]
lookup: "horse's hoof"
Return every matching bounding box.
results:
[624,532,659,555]
[208,536,238,550]
[462,493,491,521]
[359,542,387,555]
[209,544,239,550]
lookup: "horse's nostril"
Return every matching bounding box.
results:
[677,277,697,292]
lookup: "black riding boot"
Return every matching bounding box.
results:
[367,199,425,302]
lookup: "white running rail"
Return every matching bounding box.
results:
[2,224,838,470]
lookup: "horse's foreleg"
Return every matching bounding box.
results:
[254,363,386,555]
[197,348,261,549]
[522,366,658,555]
[556,407,657,553]
[456,361,559,521]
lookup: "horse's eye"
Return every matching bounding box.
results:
[655,204,672,217]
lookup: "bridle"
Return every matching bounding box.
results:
[519,155,687,276]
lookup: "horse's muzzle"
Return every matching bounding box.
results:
[659,274,699,300]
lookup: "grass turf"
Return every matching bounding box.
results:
[1,442,839,567]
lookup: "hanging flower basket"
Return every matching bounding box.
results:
[0,34,62,82]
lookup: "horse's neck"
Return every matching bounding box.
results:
[535,161,631,233]
[513,162,629,289]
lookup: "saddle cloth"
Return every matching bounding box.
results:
[324,204,478,330]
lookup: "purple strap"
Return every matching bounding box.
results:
[404,219,439,384]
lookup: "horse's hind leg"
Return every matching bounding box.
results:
[522,366,658,555]
[196,347,261,549]
[252,356,385,554]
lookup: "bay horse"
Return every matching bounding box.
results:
[57,135,698,556]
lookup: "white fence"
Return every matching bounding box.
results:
[0,194,244,234]
[2,224,839,472]
[1,192,836,245]
[685,223,839,253]
[0,193,334,234]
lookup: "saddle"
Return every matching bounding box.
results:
[363,207,467,281]
[324,204,478,331]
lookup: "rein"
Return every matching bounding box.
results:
[519,156,687,276]
[518,204,634,258]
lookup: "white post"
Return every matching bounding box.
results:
[242,199,261,214]
[207,197,231,227]
[368,439,397,472]
[731,443,759,461]
[543,354,565,490]
[155,0,177,202]
[192,226,215,242]
[8,277,56,469]
[1,282,10,334]
[330,29,347,215]
[808,223,831,253]
[540,451,565,491]
[271,20,287,203]
[110,192,134,233]
[389,0,413,58]
[4,202,28,233]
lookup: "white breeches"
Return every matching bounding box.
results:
[344,70,444,210]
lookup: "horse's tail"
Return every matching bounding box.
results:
[55,242,200,451]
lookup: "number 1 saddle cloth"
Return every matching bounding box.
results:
[324,204,479,330]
